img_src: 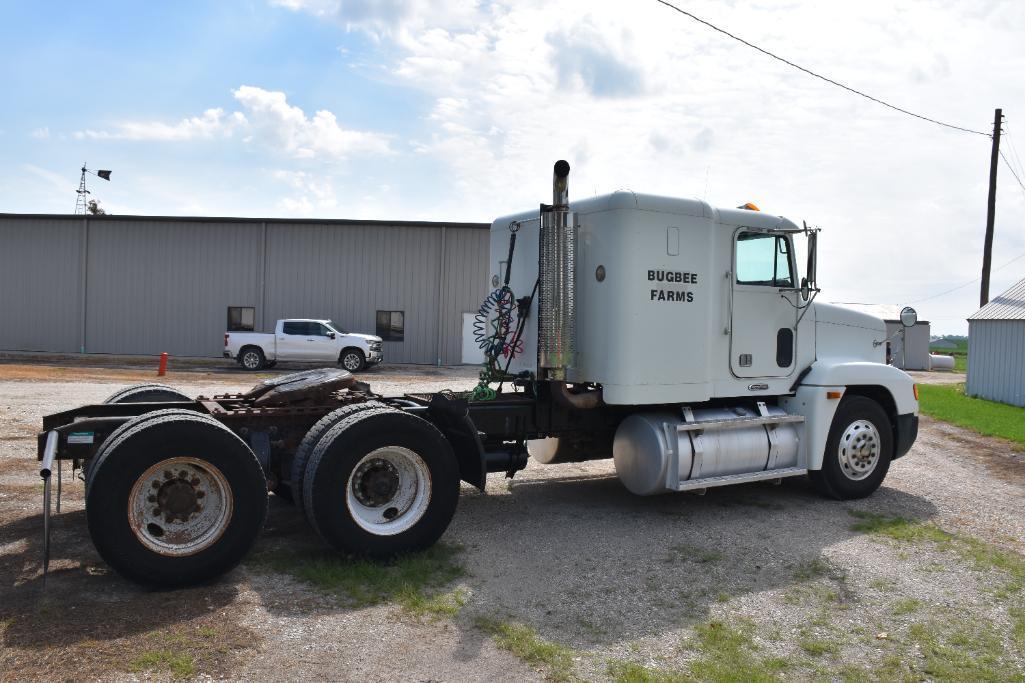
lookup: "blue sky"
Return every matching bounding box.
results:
[2,0,1024,333]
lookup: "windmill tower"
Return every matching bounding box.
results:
[74,164,90,214]
[74,164,112,214]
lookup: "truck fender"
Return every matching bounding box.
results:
[425,394,486,490]
[782,361,918,471]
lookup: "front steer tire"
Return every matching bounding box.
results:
[85,411,267,587]
[810,395,893,500]
[339,348,365,372]
[303,408,460,558]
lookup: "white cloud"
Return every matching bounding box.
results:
[233,86,392,159]
[75,108,247,141]
[30,126,50,139]
[273,0,1025,333]
[71,87,391,161]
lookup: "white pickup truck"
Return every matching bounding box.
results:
[224,319,383,371]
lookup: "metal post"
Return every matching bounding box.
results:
[981,108,1002,307]
[435,225,447,366]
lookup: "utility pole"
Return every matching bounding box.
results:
[980,108,1003,307]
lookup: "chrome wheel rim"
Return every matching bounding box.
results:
[342,353,361,371]
[346,447,431,535]
[242,351,260,369]
[838,419,881,481]
[128,457,233,556]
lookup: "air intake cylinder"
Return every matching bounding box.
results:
[538,160,575,380]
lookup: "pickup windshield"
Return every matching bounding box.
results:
[325,321,348,334]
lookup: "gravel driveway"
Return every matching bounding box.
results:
[1,361,1023,681]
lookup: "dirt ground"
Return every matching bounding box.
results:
[2,359,1024,682]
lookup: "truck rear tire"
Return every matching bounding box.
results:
[303,409,459,558]
[340,348,365,372]
[289,401,386,518]
[239,347,265,371]
[104,384,191,404]
[810,395,893,500]
[85,411,267,587]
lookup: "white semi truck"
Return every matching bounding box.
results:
[35,161,918,586]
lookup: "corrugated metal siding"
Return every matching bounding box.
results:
[966,320,1025,407]
[0,218,82,352]
[969,277,1025,320]
[440,228,491,364]
[264,223,442,364]
[86,220,263,356]
[1,215,490,364]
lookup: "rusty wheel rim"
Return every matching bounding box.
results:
[346,447,431,535]
[128,457,233,556]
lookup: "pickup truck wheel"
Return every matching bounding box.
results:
[340,348,365,372]
[104,383,191,403]
[289,401,386,519]
[810,395,893,500]
[85,411,267,587]
[239,347,265,371]
[303,409,459,558]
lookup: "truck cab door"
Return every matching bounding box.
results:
[729,231,798,379]
[307,322,339,361]
[279,321,315,360]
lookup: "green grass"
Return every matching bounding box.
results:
[687,620,789,682]
[891,598,923,616]
[849,512,1025,596]
[917,383,1025,446]
[130,650,195,679]
[254,543,466,615]
[607,660,689,683]
[475,617,575,682]
[930,339,968,373]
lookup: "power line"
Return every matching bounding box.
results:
[1001,151,1025,198]
[653,0,991,137]
[908,250,1025,304]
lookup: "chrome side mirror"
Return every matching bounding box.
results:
[800,277,810,302]
[899,306,918,328]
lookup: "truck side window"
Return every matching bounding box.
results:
[736,233,794,287]
[282,322,304,335]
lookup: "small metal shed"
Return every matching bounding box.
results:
[833,303,931,370]
[967,277,1025,407]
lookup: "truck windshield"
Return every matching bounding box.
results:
[325,321,348,334]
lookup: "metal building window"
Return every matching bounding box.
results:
[227,306,255,332]
[376,310,404,342]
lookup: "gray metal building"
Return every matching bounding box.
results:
[0,214,490,365]
[967,276,1025,407]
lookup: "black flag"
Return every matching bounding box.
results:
[97,170,112,180]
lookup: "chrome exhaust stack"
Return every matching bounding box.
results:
[539,160,576,380]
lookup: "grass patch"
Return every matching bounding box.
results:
[891,598,922,616]
[1011,607,1025,649]
[687,619,789,682]
[906,620,1012,682]
[797,634,839,657]
[475,617,575,682]
[917,383,1025,446]
[254,542,466,614]
[130,650,195,679]
[607,659,688,683]
[793,557,832,581]
[849,512,1025,596]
